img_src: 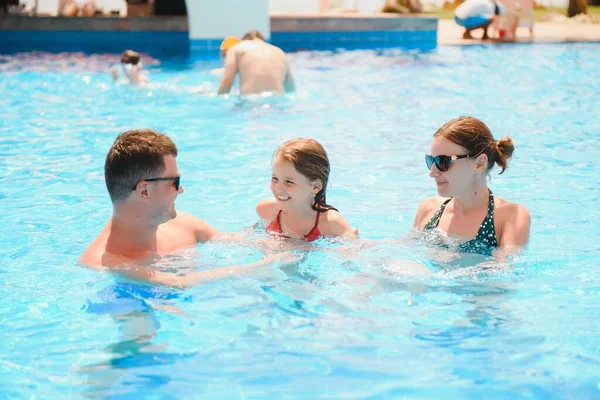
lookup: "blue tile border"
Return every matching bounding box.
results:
[270,30,437,52]
[190,30,436,56]
[190,39,224,53]
[0,30,189,56]
[0,19,437,56]
[0,30,435,56]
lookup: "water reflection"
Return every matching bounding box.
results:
[79,283,193,397]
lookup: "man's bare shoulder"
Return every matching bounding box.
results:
[80,242,130,269]
[80,224,110,267]
[235,41,284,55]
[266,42,286,55]
[172,211,217,242]
[80,244,102,267]
[233,40,255,53]
[172,210,210,227]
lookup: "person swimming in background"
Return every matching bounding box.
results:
[256,138,357,242]
[454,0,504,40]
[218,30,295,95]
[110,50,149,86]
[220,36,241,66]
[207,36,242,77]
[413,116,531,256]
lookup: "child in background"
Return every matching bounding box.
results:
[110,50,149,86]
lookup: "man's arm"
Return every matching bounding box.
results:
[87,251,299,289]
[182,251,298,287]
[218,50,238,95]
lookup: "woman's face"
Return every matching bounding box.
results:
[428,137,481,197]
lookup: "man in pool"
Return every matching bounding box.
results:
[81,129,294,287]
[218,30,295,95]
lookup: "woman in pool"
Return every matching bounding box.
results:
[413,116,530,255]
[256,138,357,241]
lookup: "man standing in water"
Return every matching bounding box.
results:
[218,30,295,95]
[81,129,294,287]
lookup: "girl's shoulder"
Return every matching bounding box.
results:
[256,198,279,221]
[319,209,358,238]
[319,208,343,222]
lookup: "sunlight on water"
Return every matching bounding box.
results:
[1,44,600,398]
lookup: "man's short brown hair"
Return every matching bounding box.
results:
[242,30,265,41]
[105,129,178,204]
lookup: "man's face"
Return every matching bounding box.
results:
[147,155,183,224]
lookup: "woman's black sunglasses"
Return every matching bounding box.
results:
[132,176,181,191]
[425,154,471,172]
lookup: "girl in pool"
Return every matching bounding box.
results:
[413,116,531,255]
[256,138,358,241]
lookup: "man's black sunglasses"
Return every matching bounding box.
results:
[425,154,471,172]
[132,176,181,191]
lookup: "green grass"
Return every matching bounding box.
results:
[420,5,600,22]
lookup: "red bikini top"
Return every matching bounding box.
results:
[265,210,322,242]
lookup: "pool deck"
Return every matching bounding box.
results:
[271,13,600,45]
[438,19,600,45]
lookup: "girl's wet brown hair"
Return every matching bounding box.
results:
[274,138,337,213]
[434,116,515,174]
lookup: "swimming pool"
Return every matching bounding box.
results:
[1,43,599,398]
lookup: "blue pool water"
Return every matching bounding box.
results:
[1,44,600,398]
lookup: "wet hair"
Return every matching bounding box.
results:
[434,116,514,174]
[105,129,178,204]
[242,30,265,41]
[120,50,141,65]
[273,138,337,213]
